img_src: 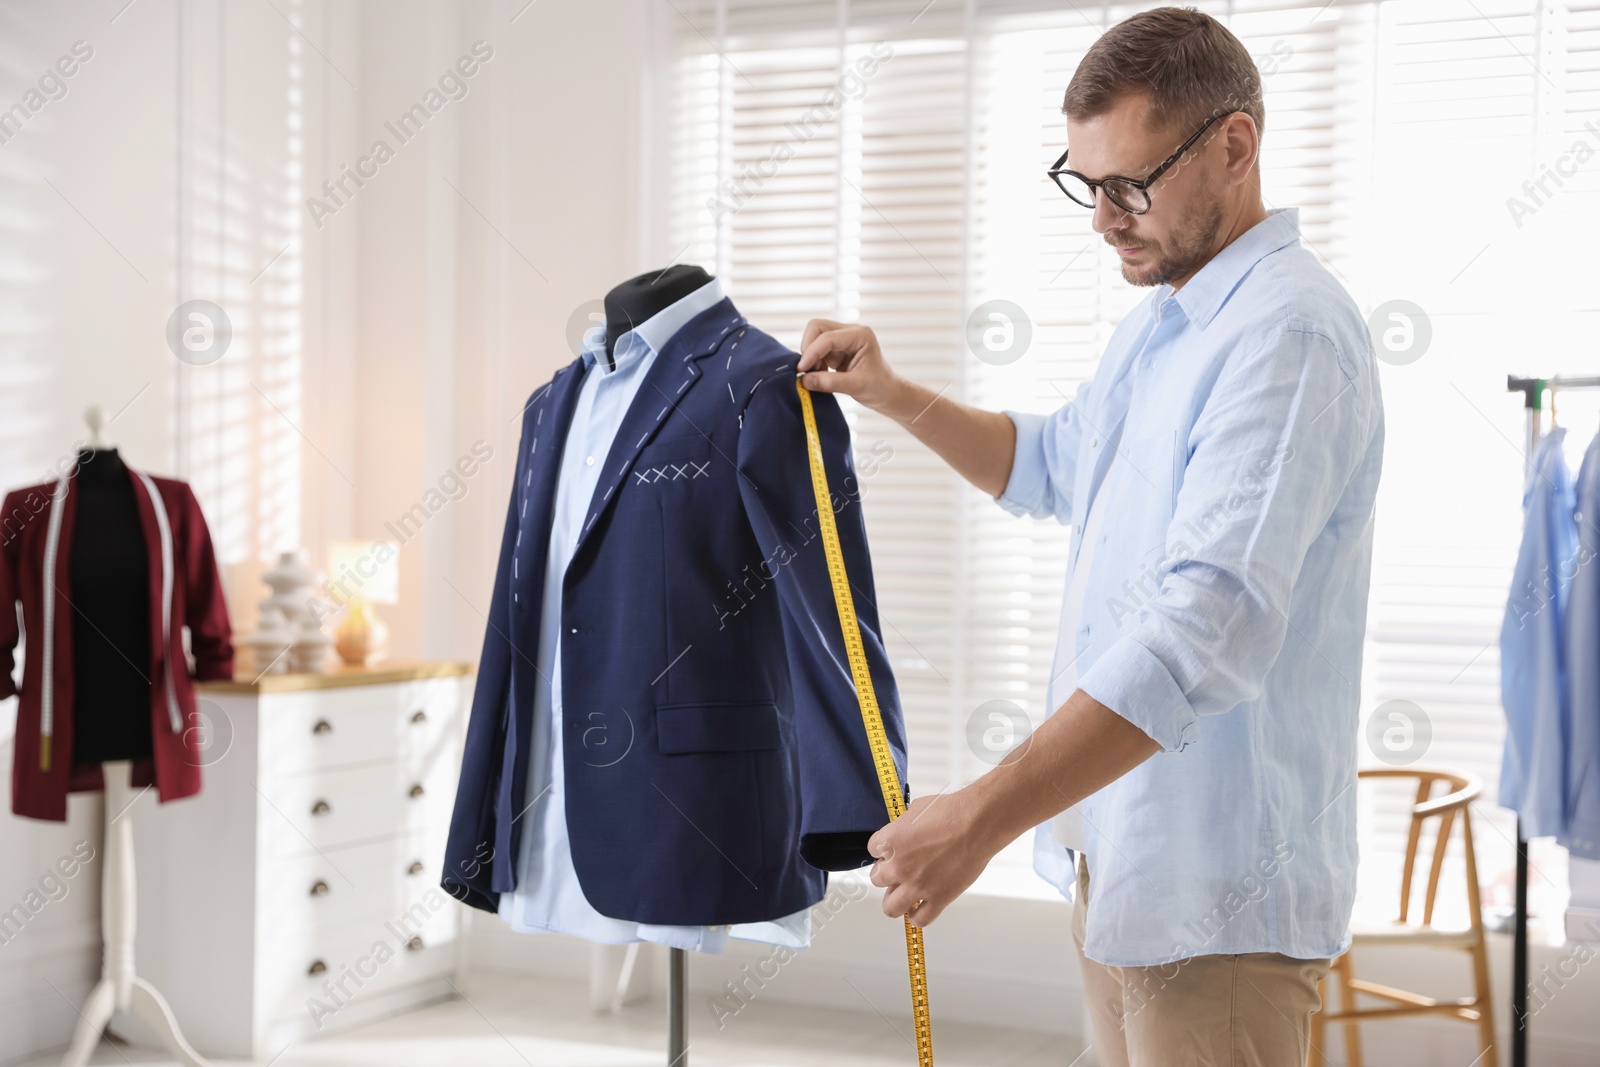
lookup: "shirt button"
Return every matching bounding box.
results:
[1090,436,1099,447]
[569,627,578,634]
[585,455,595,466]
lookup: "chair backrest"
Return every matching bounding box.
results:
[1358,767,1484,927]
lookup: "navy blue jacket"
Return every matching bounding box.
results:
[441,296,908,925]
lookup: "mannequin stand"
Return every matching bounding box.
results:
[60,761,211,1067]
[669,947,687,1066]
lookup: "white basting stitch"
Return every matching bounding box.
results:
[585,513,597,532]
[637,431,649,448]
[728,383,736,403]
[604,485,615,500]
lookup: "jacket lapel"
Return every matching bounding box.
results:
[37,467,75,770]
[567,298,746,567]
[516,360,589,615]
[124,464,168,671]
[127,464,189,734]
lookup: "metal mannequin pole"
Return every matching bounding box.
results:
[668,947,687,1066]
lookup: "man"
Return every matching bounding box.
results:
[796,7,1384,1065]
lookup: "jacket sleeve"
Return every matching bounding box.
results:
[0,490,21,700]
[441,402,529,912]
[180,483,234,681]
[736,369,908,872]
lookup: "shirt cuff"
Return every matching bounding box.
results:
[1075,635,1200,753]
[997,410,1049,516]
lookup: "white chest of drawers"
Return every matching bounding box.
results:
[125,662,473,1060]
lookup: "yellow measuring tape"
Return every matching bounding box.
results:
[796,377,934,1067]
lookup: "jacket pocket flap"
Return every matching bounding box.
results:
[656,702,781,753]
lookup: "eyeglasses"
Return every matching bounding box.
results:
[1046,110,1239,215]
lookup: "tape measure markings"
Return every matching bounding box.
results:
[796,377,934,1067]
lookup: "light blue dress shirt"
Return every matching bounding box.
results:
[1560,431,1599,859]
[998,207,1385,967]
[498,277,812,952]
[1499,428,1577,842]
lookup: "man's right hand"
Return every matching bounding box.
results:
[796,316,1019,500]
[798,319,908,417]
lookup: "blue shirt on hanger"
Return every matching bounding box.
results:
[1561,429,1600,859]
[496,276,811,952]
[1500,427,1578,840]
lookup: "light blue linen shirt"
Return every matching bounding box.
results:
[1499,428,1578,843]
[498,276,811,952]
[998,207,1384,966]
[1560,431,1599,859]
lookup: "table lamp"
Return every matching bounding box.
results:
[327,539,400,666]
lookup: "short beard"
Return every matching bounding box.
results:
[1119,195,1226,288]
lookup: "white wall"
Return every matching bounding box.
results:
[0,1,648,1062]
[1,0,339,1057]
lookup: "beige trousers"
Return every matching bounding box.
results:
[1071,852,1330,1067]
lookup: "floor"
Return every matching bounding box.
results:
[19,970,1075,1067]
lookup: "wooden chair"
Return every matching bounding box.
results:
[1309,768,1497,1067]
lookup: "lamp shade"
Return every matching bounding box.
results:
[326,539,400,606]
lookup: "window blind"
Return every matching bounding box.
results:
[664,0,1594,923]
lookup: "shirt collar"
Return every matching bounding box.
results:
[580,277,726,372]
[1157,207,1301,331]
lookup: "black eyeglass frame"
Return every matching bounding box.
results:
[1046,109,1241,214]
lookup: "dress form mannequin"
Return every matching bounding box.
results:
[602,265,711,1067]
[601,264,713,371]
[58,406,212,1067]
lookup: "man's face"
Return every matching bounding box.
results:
[1064,94,1229,289]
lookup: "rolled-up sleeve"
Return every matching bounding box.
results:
[1075,324,1374,751]
[996,379,1092,523]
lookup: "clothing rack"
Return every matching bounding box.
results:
[1504,373,1600,1067]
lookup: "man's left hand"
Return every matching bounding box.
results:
[867,789,999,927]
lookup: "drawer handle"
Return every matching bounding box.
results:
[309,880,330,897]
[410,709,428,724]
[308,959,327,976]
[406,936,424,951]
[311,800,331,816]
[408,784,425,799]
[312,719,333,735]
[407,860,424,876]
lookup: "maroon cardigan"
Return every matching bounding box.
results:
[0,461,233,821]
